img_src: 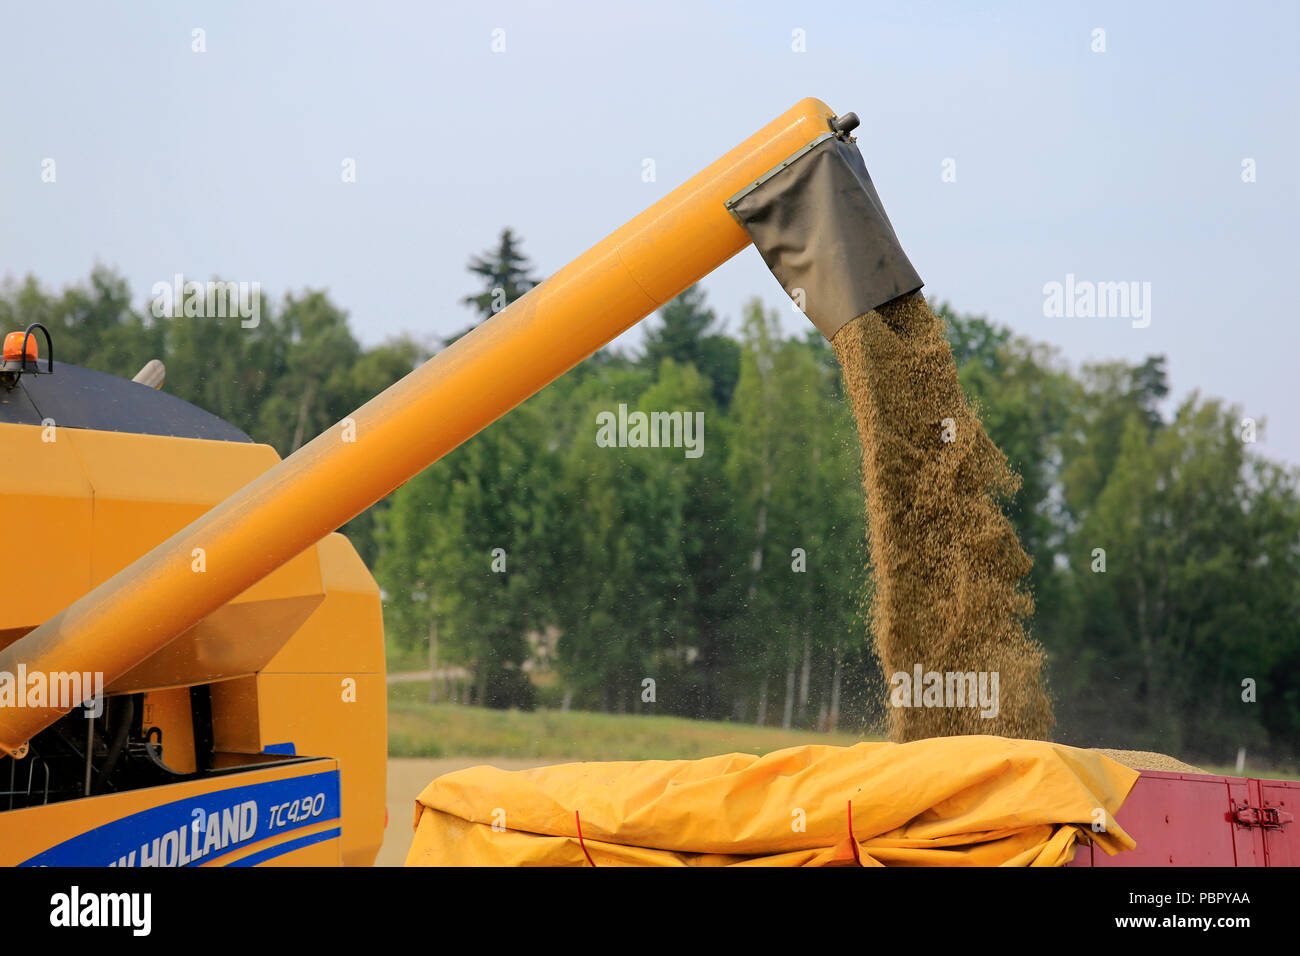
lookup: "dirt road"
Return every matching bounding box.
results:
[377,756,560,866]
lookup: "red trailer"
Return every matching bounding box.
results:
[1069,771,1299,867]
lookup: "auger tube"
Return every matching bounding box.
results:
[1,98,850,756]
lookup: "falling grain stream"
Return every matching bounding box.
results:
[831,293,1054,742]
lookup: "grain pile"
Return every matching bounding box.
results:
[1092,749,1205,773]
[831,292,1053,742]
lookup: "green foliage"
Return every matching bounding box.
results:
[1061,399,1300,757]
[724,301,866,728]
[945,303,1296,762]
[7,260,1297,765]
[387,686,875,761]
[641,285,741,410]
[459,227,539,327]
[534,363,690,712]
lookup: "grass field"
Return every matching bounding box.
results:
[388,681,874,761]
[1198,763,1300,780]
[387,681,1298,778]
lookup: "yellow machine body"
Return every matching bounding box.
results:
[0,423,385,866]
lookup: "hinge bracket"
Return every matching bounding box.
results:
[1233,805,1294,828]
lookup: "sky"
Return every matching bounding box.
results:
[3,1,1298,464]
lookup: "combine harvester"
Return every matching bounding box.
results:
[0,98,1294,866]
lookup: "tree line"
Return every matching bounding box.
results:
[4,231,1297,763]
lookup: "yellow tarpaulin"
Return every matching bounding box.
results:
[406,735,1139,867]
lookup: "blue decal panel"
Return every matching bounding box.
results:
[20,769,341,867]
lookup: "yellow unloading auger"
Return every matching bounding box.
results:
[0,97,924,759]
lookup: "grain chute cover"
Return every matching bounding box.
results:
[726,133,924,341]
